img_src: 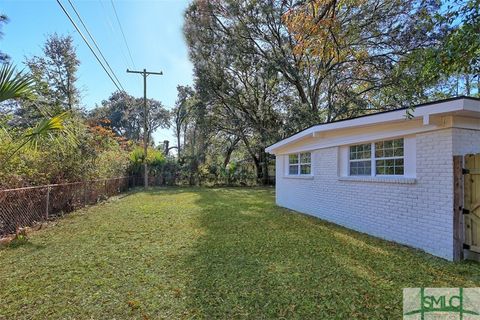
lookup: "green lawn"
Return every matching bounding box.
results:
[1,188,479,319]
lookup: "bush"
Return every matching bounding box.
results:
[128,146,166,176]
[0,116,131,188]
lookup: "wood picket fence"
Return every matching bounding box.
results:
[453,154,480,261]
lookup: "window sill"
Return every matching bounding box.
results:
[338,176,416,184]
[284,175,314,180]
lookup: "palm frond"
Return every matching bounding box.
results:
[1,112,78,165]
[24,112,78,148]
[0,63,35,103]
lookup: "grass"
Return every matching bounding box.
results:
[1,187,479,319]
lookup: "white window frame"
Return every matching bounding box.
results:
[348,143,372,176]
[373,139,404,176]
[287,152,312,176]
[348,138,405,177]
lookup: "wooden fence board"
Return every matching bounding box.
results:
[453,155,464,261]
[464,154,480,254]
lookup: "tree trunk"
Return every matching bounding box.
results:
[189,160,196,186]
[67,73,73,110]
[176,128,181,157]
[261,149,269,185]
[223,137,240,169]
[241,136,261,184]
[465,75,471,96]
[189,128,197,186]
[254,158,262,183]
[163,140,170,156]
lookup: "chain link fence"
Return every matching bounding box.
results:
[0,177,136,238]
[0,174,275,238]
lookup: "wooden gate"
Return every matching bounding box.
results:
[464,154,480,255]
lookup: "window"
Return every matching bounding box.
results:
[288,152,311,175]
[349,138,404,176]
[349,143,371,176]
[375,139,404,175]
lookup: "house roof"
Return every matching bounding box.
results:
[266,96,480,154]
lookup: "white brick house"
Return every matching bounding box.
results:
[266,97,480,260]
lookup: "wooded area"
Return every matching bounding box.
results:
[0,0,478,188]
[177,0,478,184]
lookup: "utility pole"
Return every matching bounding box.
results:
[127,68,163,189]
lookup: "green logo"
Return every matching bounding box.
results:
[403,288,480,319]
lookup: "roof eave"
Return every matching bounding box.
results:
[266,97,480,154]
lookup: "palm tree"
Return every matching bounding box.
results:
[0,64,75,163]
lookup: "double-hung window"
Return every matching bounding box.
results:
[288,152,311,175]
[349,143,372,176]
[374,139,404,175]
[349,138,404,176]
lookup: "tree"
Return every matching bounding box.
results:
[90,91,138,140]
[377,0,480,103]
[26,33,80,111]
[187,0,443,124]
[172,85,195,157]
[180,0,476,186]
[0,32,132,188]
[143,98,170,146]
[177,94,210,185]
[0,64,75,166]
[0,14,9,63]
[90,91,170,145]
[438,0,479,95]
[184,1,292,184]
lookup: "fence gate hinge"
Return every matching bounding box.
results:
[463,243,471,250]
[462,168,470,175]
[462,208,470,215]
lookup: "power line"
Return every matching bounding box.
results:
[98,0,130,70]
[66,0,125,92]
[110,0,136,69]
[56,0,124,92]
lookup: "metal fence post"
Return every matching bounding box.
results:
[83,182,87,206]
[45,185,51,220]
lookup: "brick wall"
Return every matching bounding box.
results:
[275,128,477,260]
[452,128,480,155]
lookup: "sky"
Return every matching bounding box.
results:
[1,0,194,144]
